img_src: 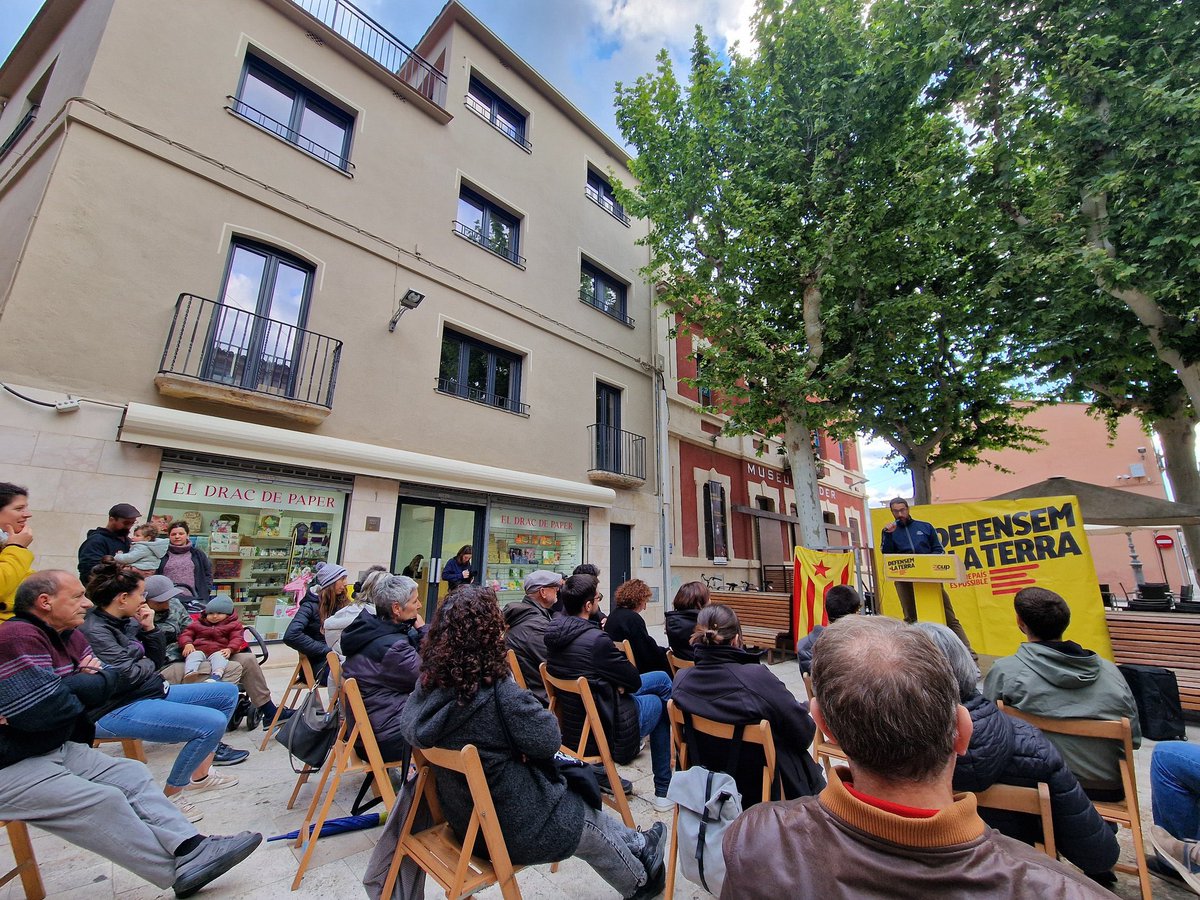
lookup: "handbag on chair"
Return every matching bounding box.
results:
[275,683,341,773]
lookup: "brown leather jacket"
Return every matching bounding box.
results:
[722,769,1110,899]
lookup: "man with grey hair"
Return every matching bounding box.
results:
[341,574,424,761]
[503,570,563,705]
[722,616,1109,898]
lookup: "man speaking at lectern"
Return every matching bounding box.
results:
[882,498,975,656]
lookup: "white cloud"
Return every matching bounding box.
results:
[858,434,914,508]
[584,0,757,55]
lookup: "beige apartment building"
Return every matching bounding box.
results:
[0,0,667,624]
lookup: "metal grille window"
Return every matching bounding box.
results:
[579,262,632,326]
[455,188,524,267]
[585,170,629,225]
[437,329,526,414]
[230,56,354,171]
[703,480,729,561]
[465,76,530,151]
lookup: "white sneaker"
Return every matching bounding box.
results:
[650,795,674,813]
[169,792,204,823]
[185,771,239,795]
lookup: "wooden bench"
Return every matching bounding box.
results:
[719,590,793,661]
[1105,610,1200,712]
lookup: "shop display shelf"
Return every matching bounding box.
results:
[212,578,255,583]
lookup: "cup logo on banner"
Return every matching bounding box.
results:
[870,495,1111,660]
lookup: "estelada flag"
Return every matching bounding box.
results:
[793,546,855,638]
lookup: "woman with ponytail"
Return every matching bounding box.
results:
[80,560,242,822]
[671,603,825,803]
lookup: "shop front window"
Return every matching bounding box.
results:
[485,505,584,604]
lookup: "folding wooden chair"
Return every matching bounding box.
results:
[90,737,147,762]
[801,673,845,775]
[616,639,636,666]
[998,703,1150,900]
[292,676,410,889]
[505,648,528,691]
[0,820,45,900]
[261,654,318,751]
[665,650,693,676]
[973,782,1057,859]
[286,652,345,810]
[664,700,775,899]
[381,744,523,900]
[539,663,635,827]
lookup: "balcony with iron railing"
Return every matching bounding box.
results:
[585,183,631,226]
[435,376,529,415]
[225,96,354,173]
[453,220,526,268]
[463,93,532,152]
[588,424,647,487]
[156,294,342,424]
[579,287,635,328]
[0,104,39,162]
[269,0,448,112]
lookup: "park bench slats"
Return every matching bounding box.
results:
[1105,610,1200,712]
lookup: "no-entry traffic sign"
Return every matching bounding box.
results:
[1154,534,1175,550]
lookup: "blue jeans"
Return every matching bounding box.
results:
[96,681,238,788]
[1152,741,1200,840]
[633,671,672,797]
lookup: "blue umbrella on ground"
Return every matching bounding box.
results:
[268,811,385,842]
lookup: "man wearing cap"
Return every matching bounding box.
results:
[503,570,563,705]
[77,503,140,580]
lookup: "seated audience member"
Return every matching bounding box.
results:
[399,585,667,899]
[722,616,1111,899]
[919,622,1120,886]
[325,565,385,659]
[546,574,674,811]
[672,604,824,801]
[115,524,170,575]
[574,562,607,624]
[180,595,243,682]
[664,581,710,662]
[341,575,425,761]
[156,521,212,611]
[0,571,260,895]
[605,579,670,674]
[795,584,861,675]
[983,586,1140,797]
[503,570,564,704]
[0,482,35,623]
[1149,741,1200,891]
[80,562,244,820]
[284,561,347,676]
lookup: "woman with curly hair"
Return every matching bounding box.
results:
[604,579,669,674]
[399,585,667,899]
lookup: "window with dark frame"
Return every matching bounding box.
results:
[0,60,53,162]
[465,76,529,150]
[230,56,354,171]
[579,261,631,325]
[455,187,524,267]
[585,169,629,225]
[696,354,713,407]
[437,329,526,414]
[703,480,729,561]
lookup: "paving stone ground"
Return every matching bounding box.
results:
[0,625,1195,899]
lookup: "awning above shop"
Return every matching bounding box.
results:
[119,403,615,509]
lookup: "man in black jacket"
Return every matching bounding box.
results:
[0,571,260,897]
[77,503,139,579]
[503,570,563,704]
[544,573,674,811]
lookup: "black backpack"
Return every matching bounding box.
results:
[1118,664,1186,742]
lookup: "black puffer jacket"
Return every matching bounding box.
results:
[544,614,641,763]
[954,692,1119,875]
[664,609,700,660]
[284,592,330,671]
[341,611,424,747]
[79,607,168,718]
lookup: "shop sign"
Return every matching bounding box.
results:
[492,508,580,531]
[160,474,342,512]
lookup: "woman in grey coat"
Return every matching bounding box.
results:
[399,585,667,899]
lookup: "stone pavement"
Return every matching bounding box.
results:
[0,630,1196,899]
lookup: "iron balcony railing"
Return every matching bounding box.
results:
[436,376,529,415]
[452,220,526,268]
[463,93,533,152]
[159,294,342,409]
[287,0,447,108]
[579,287,635,327]
[585,183,630,226]
[589,424,647,480]
[226,96,353,172]
[0,104,39,161]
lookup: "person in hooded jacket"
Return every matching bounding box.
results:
[984,586,1140,798]
[341,574,425,761]
[399,585,667,900]
[503,570,563,705]
[663,581,709,662]
[324,565,385,659]
[77,502,139,580]
[919,623,1121,886]
[672,604,824,803]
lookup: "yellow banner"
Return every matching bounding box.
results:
[882,554,964,583]
[793,545,855,636]
[870,496,1111,659]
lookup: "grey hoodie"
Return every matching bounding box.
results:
[113,538,169,572]
[983,641,1140,791]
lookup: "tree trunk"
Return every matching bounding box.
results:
[1155,411,1200,586]
[908,456,933,506]
[783,418,825,549]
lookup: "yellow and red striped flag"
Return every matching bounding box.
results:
[793,545,855,637]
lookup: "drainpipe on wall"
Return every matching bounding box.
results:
[656,367,673,605]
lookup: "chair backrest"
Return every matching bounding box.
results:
[802,672,846,773]
[539,663,610,762]
[666,650,694,676]
[505,648,528,690]
[616,639,636,666]
[325,650,344,704]
[1139,582,1169,601]
[339,677,400,805]
[974,782,1057,859]
[667,700,776,804]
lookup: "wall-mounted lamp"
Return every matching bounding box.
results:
[388,289,425,332]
